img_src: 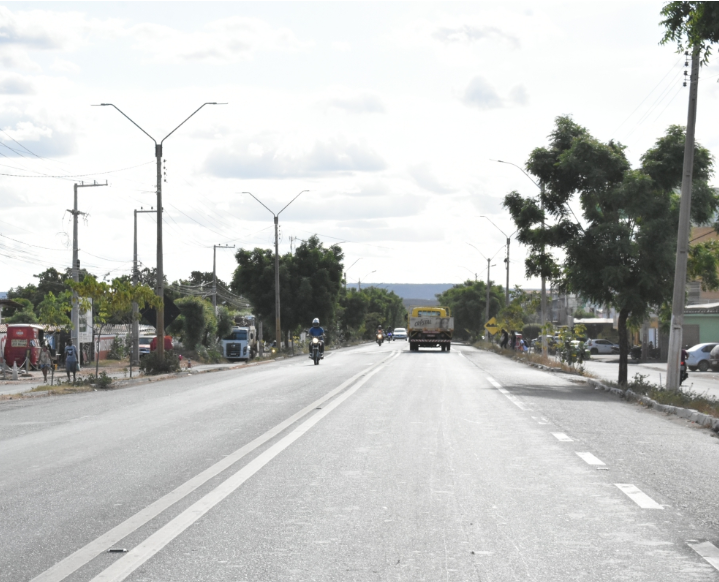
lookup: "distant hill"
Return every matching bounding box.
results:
[347,283,455,300]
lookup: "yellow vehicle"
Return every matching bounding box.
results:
[407,306,454,352]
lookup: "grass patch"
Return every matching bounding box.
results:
[625,374,719,419]
[474,340,590,377]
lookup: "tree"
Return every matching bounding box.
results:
[232,235,344,342]
[69,275,160,380]
[503,116,718,384]
[5,298,38,324]
[660,2,719,63]
[37,291,72,328]
[436,280,504,341]
[216,305,234,341]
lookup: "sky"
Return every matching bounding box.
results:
[1,1,719,293]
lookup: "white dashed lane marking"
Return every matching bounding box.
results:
[614,484,663,509]
[531,416,550,425]
[575,452,605,466]
[551,432,573,442]
[688,541,719,572]
[486,376,531,411]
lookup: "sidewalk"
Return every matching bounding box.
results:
[581,355,719,400]
[0,359,253,397]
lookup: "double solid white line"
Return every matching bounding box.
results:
[32,351,400,582]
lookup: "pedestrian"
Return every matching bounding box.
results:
[509,331,516,350]
[39,345,52,383]
[64,339,78,382]
[500,329,508,349]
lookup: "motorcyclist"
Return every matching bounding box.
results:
[308,318,325,359]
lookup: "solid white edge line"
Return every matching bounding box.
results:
[688,541,719,571]
[30,351,399,582]
[485,376,531,410]
[88,352,398,582]
[575,452,605,466]
[614,483,663,509]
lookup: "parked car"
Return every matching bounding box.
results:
[138,336,153,358]
[393,327,408,340]
[686,342,718,372]
[584,338,619,355]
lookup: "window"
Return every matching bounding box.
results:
[230,330,248,341]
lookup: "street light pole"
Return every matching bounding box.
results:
[358,270,376,291]
[213,244,235,313]
[479,215,517,307]
[243,190,309,350]
[467,242,501,333]
[344,258,362,291]
[132,207,155,364]
[492,159,548,359]
[69,181,107,351]
[95,102,225,359]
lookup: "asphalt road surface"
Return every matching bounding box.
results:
[2,342,719,581]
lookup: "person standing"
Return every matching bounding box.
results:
[64,340,78,382]
[509,331,516,350]
[38,345,52,383]
[499,329,509,349]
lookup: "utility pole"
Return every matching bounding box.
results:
[96,102,225,359]
[667,47,701,391]
[480,216,516,307]
[213,244,235,313]
[242,190,308,350]
[485,258,491,326]
[358,270,376,291]
[69,181,107,350]
[132,207,155,364]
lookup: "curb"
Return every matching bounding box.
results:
[586,378,719,432]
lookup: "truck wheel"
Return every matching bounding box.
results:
[446,344,451,352]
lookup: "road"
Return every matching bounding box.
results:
[2,342,719,581]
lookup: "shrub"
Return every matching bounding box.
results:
[522,324,542,340]
[139,350,180,375]
[108,336,125,360]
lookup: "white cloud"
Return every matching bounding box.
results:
[0,75,35,95]
[462,76,529,110]
[408,163,456,194]
[432,24,519,49]
[0,115,77,157]
[332,41,351,52]
[205,134,387,179]
[326,93,386,114]
[128,16,310,63]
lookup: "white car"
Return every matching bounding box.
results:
[686,343,718,372]
[392,327,408,340]
[584,338,618,355]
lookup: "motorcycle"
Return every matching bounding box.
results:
[376,333,384,346]
[387,331,393,342]
[680,359,688,385]
[310,336,323,365]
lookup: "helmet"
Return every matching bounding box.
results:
[312,318,320,327]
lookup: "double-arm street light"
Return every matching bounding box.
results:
[243,190,309,349]
[358,270,376,291]
[95,102,226,358]
[492,158,549,358]
[479,216,518,307]
[344,258,362,290]
[467,242,503,328]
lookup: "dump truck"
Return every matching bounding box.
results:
[408,306,454,352]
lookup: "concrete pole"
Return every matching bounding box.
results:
[133,209,138,365]
[540,189,548,359]
[155,144,165,358]
[485,258,491,327]
[72,184,79,348]
[505,237,510,307]
[274,215,281,349]
[213,244,217,312]
[667,47,701,390]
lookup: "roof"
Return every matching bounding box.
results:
[684,302,719,314]
[573,318,614,324]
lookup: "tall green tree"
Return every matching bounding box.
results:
[436,280,504,341]
[232,235,344,341]
[660,2,719,62]
[503,117,718,384]
[70,275,160,379]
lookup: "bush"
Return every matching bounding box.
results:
[139,350,180,375]
[108,336,125,360]
[522,324,542,340]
